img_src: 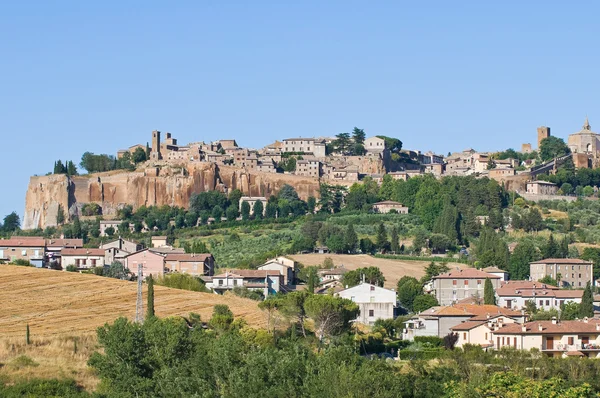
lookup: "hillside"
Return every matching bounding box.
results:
[0,265,265,337]
[289,254,468,288]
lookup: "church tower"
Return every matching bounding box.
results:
[151,130,162,160]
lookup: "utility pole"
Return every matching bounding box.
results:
[135,263,144,323]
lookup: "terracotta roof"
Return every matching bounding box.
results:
[496,286,582,299]
[566,351,585,356]
[164,253,213,262]
[0,238,46,247]
[61,248,105,256]
[420,304,522,318]
[554,290,584,298]
[451,320,488,331]
[500,280,558,290]
[152,236,168,240]
[531,258,592,265]
[373,201,405,206]
[213,269,281,278]
[495,320,600,335]
[482,266,506,273]
[434,268,500,279]
[45,239,83,247]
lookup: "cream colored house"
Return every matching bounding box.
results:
[258,256,296,285]
[372,201,408,214]
[336,283,397,325]
[493,319,600,357]
[364,136,385,154]
[526,181,558,195]
[530,258,593,288]
[452,314,517,348]
[432,268,501,306]
[61,248,106,269]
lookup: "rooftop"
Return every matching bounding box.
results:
[496,320,600,335]
[531,258,592,265]
[434,268,500,279]
[61,248,105,256]
[164,253,213,262]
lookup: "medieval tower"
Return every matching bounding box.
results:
[537,126,550,149]
[151,130,162,160]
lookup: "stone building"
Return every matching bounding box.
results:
[0,237,45,267]
[239,196,267,216]
[364,136,385,154]
[61,248,105,269]
[530,258,593,289]
[568,118,600,157]
[522,143,533,154]
[295,159,321,177]
[282,138,326,157]
[164,253,215,276]
[432,268,501,306]
[526,181,558,195]
[125,249,166,278]
[537,126,550,149]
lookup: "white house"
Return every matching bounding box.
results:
[336,283,397,325]
[60,248,106,269]
[207,270,283,298]
[495,280,583,311]
[481,266,509,282]
[364,136,385,154]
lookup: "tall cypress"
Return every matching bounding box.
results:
[147,275,155,318]
[580,282,594,318]
[484,278,496,305]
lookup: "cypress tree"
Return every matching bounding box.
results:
[147,275,155,318]
[344,224,358,253]
[543,234,558,259]
[376,222,388,251]
[390,226,400,253]
[484,278,496,305]
[26,323,30,345]
[580,282,594,318]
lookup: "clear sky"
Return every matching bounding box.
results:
[1,1,599,221]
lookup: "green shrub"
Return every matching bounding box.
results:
[65,265,78,272]
[414,336,444,347]
[11,259,31,267]
[0,378,87,397]
[8,355,39,369]
[398,347,444,360]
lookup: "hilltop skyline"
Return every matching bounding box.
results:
[2,1,600,218]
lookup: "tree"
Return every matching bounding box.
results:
[306,196,316,214]
[211,205,223,222]
[390,226,400,253]
[509,241,540,280]
[132,147,147,164]
[278,184,300,201]
[104,226,115,238]
[412,228,428,255]
[413,295,439,313]
[343,224,358,253]
[2,211,20,232]
[304,295,359,342]
[484,278,496,305]
[375,222,388,251]
[351,127,365,145]
[332,132,352,154]
[258,297,282,333]
[359,238,375,254]
[56,204,65,225]
[228,189,243,209]
[209,305,234,332]
[147,275,155,319]
[341,267,385,288]
[67,160,78,176]
[397,276,422,312]
[265,202,278,219]
[105,261,130,279]
[240,201,251,221]
[583,185,595,197]
[421,262,450,284]
[539,136,570,162]
[543,234,559,259]
[253,200,264,219]
[560,301,580,320]
[538,275,558,286]
[581,247,600,280]
[580,282,594,318]
[306,266,318,294]
[226,205,239,221]
[560,183,574,195]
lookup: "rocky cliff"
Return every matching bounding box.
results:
[23,163,325,230]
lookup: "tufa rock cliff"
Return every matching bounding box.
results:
[23,162,326,230]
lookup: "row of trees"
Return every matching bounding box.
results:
[79,147,148,174]
[52,160,78,176]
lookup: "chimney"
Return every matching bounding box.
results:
[522,325,527,332]
[551,317,557,325]
[538,323,543,331]
[596,324,600,331]
[584,317,589,323]
[486,314,490,319]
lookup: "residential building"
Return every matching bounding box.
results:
[496,280,582,311]
[151,236,168,248]
[45,238,83,267]
[402,303,524,341]
[258,257,296,285]
[431,268,501,306]
[295,159,321,177]
[61,248,105,269]
[0,237,45,267]
[493,318,600,357]
[489,168,515,183]
[364,136,385,154]
[207,270,283,297]
[164,253,215,276]
[318,267,348,282]
[530,258,593,288]
[99,220,122,237]
[100,238,141,254]
[372,201,409,214]
[256,160,276,173]
[239,196,267,216]
[282,138,326,157]
[125,249,166,278]
[452,314,519,348]
[336,283,397,325]
[526,181,559,195]
[481,266,508,281]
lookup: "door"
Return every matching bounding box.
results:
[546,337,554,350]
[582,336,589,348]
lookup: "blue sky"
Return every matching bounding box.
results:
[1,1,599,221]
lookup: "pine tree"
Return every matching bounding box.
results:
[484,278,496,305]
[559,237,569,258]
[543,234,559,259]
[147,275,155,318]
[390,226,400,253]
[580,282,594,318]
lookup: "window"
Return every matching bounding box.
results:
[546,300,549,306]
[477,280,481,286]
[464,280,469,286]
[21,250,26,256]
[218,280,223,286]
[370,286,375,291]
[368,310,374,317]
[370,296,375,302]
[463,333,467,340]
[452,280,457,286]
[579,274,582,278]
[485,333,488,340]
[568,337,574,345]
[233,280,238,286]
[539,300,543,306]
[91,259,96,266]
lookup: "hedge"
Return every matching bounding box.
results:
[398,348,445,360]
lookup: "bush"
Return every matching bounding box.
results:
[414,335,444,347]
[11,259,32,267]
[0,378,86,397]
[398,347,445,360]
[65,265,78,272]
[8,355,39,369]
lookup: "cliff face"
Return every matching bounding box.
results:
[23,163,323,230]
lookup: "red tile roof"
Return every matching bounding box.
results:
[46,239,83,248]
[164,253,213,262]
[213,269,281,278]
[531,258,592,265]
[61,248,105,256]
[495,320,600,335]
[451,320,488,331]
[0,237,46,247]
[434,268,500,279]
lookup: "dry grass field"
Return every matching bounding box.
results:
[0,265,266,390]
[290,253,468,288]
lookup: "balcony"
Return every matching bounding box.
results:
[542,343,600,351]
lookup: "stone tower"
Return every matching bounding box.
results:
[151,130,162,160]
[537,126,551,149]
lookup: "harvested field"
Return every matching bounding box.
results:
[290,254,468,288]
[0,265,265,338]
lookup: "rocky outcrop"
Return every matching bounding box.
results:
[23,162,325,230]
